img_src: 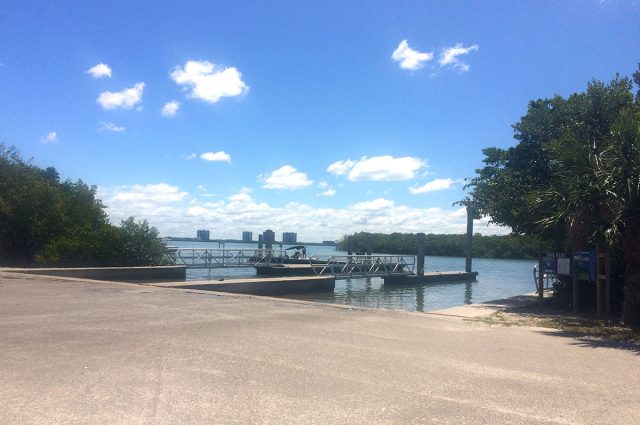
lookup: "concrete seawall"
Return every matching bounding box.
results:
[1,265,187,282]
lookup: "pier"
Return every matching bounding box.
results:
[171,248,275,268]
[166,222,481,295]
[168,246,478,295]
[170,248,420,279]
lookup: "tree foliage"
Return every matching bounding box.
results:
[0,145,166,267]
[336,232,539,259]
[462,67,640,325]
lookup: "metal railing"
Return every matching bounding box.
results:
[310,255,415,278]
[170,248,277,269]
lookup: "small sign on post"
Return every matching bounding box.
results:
[542,255,556,274]
[556,255,571,276]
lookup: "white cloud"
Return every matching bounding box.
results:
[318,189,336,197]
[99,181,510,240]
[262,165,313,190]
[161,100,180,117]
[87,63,112,78]
[352,198,395,211]
[439,43,479,72]
[229,192,252,202]
[329,155,426,181]
[97,82,144,110]
[98,121,125,133]
[103,183,188,204]
[450,207,468,218]
[184,153,197,160]
[41,131,57,144]
[409,178,456,194]
[392,40,434,71]
[200,151,231,162]
[171,60,249,103]
[327,159,356,176]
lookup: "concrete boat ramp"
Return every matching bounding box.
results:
[2,271,639,424]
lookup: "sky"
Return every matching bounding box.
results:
[1,1,639,242]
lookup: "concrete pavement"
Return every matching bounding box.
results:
[1,271,639,424]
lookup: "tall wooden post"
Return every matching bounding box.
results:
[465,207,477,273]
[597,249,611,321]
[597,248,603,319]
[416,233,425,276]
[572,251,579,313]
[605,253,611,321]
[347,236,353,256]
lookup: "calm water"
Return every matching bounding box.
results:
[169,240,537,312]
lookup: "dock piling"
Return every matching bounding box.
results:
[416,233,425,276]
[465,207,479,273]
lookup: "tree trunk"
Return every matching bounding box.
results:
[623,238,640,327]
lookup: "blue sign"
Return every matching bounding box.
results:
[573,251,596,281]
[542,256,556,274]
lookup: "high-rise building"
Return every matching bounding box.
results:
[282,232,297,244]
[196,229,210,241]
[242,231,253,242]
[262,229,275,248]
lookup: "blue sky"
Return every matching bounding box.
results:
[2,1,639,241]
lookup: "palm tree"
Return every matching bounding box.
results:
[529,110,640,325]
[600,110,640,326]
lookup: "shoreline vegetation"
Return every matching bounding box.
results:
[0,145,166,268]
[461,66,640,326]
[336,232,540,260]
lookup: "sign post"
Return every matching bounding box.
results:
[538,246,544,303]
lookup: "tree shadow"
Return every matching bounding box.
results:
[537,329,640,354]
[502,300,640,355]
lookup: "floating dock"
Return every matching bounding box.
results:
[383,271,478,285]
[255,263,318,276]
[150,275,336,296]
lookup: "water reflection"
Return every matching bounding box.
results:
[464,281,473,305]
[279,258,534,312]
[416,285,424,312]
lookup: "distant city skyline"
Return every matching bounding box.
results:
[2,1,639,241]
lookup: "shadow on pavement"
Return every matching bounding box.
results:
[538,330,640,355]
[503,300,640,355]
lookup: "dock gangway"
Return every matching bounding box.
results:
[168,248,416,279]
[170,248,278,269]
[309,255,415,279]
